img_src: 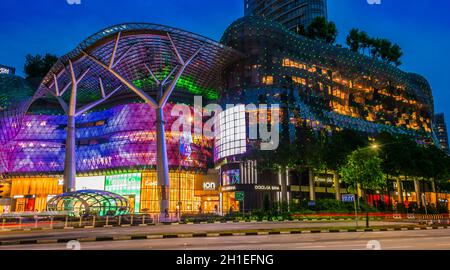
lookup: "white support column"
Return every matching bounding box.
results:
[240,162,245,184]
[254,160,258,184]
[63,60,77,193]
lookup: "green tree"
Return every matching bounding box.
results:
[389,44,403,66]
[306,16,338,44]
[24,53,58,79]
[346,28,361,52]
[339,147,386,200]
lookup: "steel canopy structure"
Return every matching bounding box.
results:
[29,23,241,215]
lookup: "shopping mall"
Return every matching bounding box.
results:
[0,14,448,214]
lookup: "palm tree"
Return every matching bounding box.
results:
[306,16,338,44]
[359,31,370,56]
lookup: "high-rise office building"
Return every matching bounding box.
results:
[244,0,328,34]
[435,113,449,154]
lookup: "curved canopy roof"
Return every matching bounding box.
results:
[33,23,242,113]
[47,190,129,217]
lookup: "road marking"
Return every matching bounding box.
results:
[387,246,414,249]
[296,246,327,249]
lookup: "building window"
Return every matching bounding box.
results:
[262,75,274,85]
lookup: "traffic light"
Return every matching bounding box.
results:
[0,183,11,198]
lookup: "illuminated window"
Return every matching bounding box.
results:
[262,75,274,85]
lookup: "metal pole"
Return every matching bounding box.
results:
[142,215,145,225]
[118,215,121,226]
[35,217,38,229]
[65,216,68,228]
[2,218,4,230]
[92,216,96,227]
[130,214,134,225]
[19,217,22,230]
[106,216,109,227]
[50,216,53,229]
[79,216,82,227]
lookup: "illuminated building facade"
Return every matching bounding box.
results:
[0,23,239,214]
[216,16,439,210]
[434,113,449,154]
[244,0,328,34]
[0,16,445,214]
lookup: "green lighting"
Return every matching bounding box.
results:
[132,66,219,100]
[105,173,142,213]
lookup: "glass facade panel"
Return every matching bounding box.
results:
[140,172,201,214]
[105,173,142,213]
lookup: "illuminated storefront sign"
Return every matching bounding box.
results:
[203,182,217,191]
[105,173,141,213]
[75,176,105,191]
[254,185,281,191]
[221,185,237,192]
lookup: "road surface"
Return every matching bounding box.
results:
[0,220,412,243]
[1,229,449,250]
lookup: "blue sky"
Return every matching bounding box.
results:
[0,0,449,120]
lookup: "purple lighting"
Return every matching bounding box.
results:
[0,103,212,174]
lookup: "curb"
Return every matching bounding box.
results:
[0,218,390,232]
[1,225,447,246]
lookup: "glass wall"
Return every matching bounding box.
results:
[105,173,142,213]
[140,171,202,214]
[10,177,63,212]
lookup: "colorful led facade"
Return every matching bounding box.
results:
[1,103,212,174]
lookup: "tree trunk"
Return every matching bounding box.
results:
[308,168,315,201]
[334,171,341,201]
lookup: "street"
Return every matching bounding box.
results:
[0,220,411,243]
[2,228,450,250]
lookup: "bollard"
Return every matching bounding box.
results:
[65,216,68,228]
[92,216,96,227]
[106,216,109,227]
[142,215,145,225]
[118,215,121,226]
[19,217,22,229]
[35,217,38,229]
[79,216,82,228]
[2,218,5,230]
[50,216,54,229]
[130,214,134,226]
